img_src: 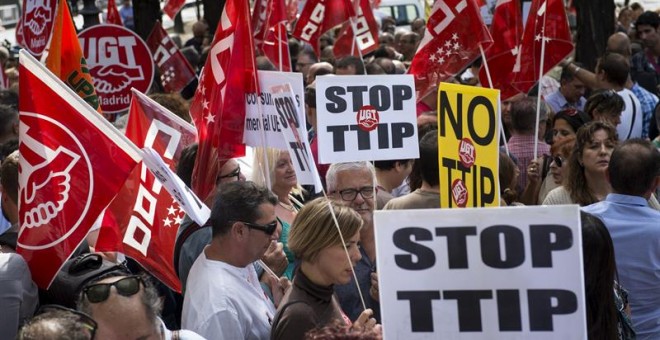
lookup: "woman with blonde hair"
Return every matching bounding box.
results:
[270,198,379,339]
[252,147,304,279]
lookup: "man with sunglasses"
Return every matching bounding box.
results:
[327,161,381,323]
[182,181,288,339]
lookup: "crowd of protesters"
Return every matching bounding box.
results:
[0,1,659,340]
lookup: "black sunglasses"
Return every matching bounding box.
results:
[552,155,565,168]
[235,220,278,235]
[36,305,97,339]
[83,276,143,303]
[217,165,241,182]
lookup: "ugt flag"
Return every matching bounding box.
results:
[96,89,196,292]
[292,0,355,56]
[146,23,198,93]
[17,51,141,289]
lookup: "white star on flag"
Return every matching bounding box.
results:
[445,40,452,48]
[453,42,460,50]
[163,216,173,227]
[174,215,183,225]
[429,54,437,62]
[205,112,215,125]
[451,33,459,41]
[439,56,445,64]
[437,47,444,55]
[167,205,177,216]
[203,100,210,110]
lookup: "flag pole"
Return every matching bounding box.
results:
[479,43,509,156]
[533,11,548,161]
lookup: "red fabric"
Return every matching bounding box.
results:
[190,0,257,199]
[286,0,298,23]
[96,90,196,292]
[478,0,524,100]
[17,53,139,289]
[511,0,573,95]
[292,0,355,55]
[163,0,186,19]
[15,17,26,48]
[106,0,122,25]
[146,23,197,93]
[261,0,292,71]
[251,0,269,52]
[333,0,379,58]
[408,0,492,100]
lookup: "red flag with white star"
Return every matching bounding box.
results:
[478,0,524,100]
[146,23,198,93]
[333,0,380,58]
[190,0,257,200]
[292,0,355,56]
[96,89,196,293]
[511,0,573,94]
[260,0,292,71]
[408,0,493,100]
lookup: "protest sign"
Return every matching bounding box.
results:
[270,83,323,191]
[20,0,58,56]
[437,82,500,208]
[316,75,419,163]
[78,24,154,114]
[243,71,306,149]
[374,205,586,339]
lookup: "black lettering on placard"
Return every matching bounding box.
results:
[392,85,413,110]
[480,225,525,269]
[479,166,495,206]
[370,85,391,111]
[327,125,349,151]
[346,86,369,109]
[325,86,347,113]
[378,123,389,149]
[530,225,573,267]
[442,157,496,207]
[443,290,493,332]
[435,227,477,268]
[327,123,415,152]
[274,96,300,129]
[439,91,496,147]
[289,142,311,172]
[393,227,435,270]
[397,291,441,332]
[467,96,496,145]
[391,123,415,148]
[528,289,578,331]
[348,125,372,150]
[497,290,522,331]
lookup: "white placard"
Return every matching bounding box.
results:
[243,71,306,149]
[374,206,586,340]
[270,83,323,192]
[316,75,419,163]
[141,147,210,225]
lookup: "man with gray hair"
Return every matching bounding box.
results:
[326,162,380,322]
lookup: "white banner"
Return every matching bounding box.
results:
[271,83,323,192]
[316,75,419,164]
[141,147,210,226]
[374,206,586,340]
[243,71,306,149]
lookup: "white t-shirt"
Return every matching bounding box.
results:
[182,250,275,340]
[617,88,643,140]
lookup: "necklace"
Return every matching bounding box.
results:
[278,200,296,211]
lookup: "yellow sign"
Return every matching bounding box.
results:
[437,83,500,208]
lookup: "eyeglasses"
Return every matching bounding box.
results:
[236,220,278,236]
[552,155,565,167]
[36,305,97,339]
[333,186,375,201]
[217,165,241,182]
[83,276,143,303]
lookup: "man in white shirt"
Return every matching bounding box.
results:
[182,181,287,339]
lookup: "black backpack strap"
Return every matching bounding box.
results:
[626,94,638,140]
[172,222,208,278]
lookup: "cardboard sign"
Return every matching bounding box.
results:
[316,75,419,163]
[271,83,323,192]
[374,206,586,339]
[243,71,306,149]
[437,83,500,208]
[79,24,154,114]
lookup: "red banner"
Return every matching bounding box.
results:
[261,0,292,71]
[512,0,573,94]
[20,0,58,56]
[17,51,141,289]
[96,89,196,292]
[190,0,257,199]
[333,0,379,58]
[292,0,355,55]
[146,24,197,93]
[106,0,122,25]
[408,0,492,100]
[163,0,186,19]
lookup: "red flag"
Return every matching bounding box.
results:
[511,0,573,94]
[286,0,298,23]
[95,89,196,292]
[17,51,141,289]
[16,16,26,48]
[190,0,257,199]
[146,23,198,93]
[106,0,122,25]
[333,0,379,58]
[261,0,292,71]
[20,0,58,57]
[478,0,524,100]
[163,0,186,19]
[408,0,493,100]
[251,0,269,52]
[292,0,355,55]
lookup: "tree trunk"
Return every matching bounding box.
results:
[202,0,226,35]
[133,0,161,41]
[574,0,615,72]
